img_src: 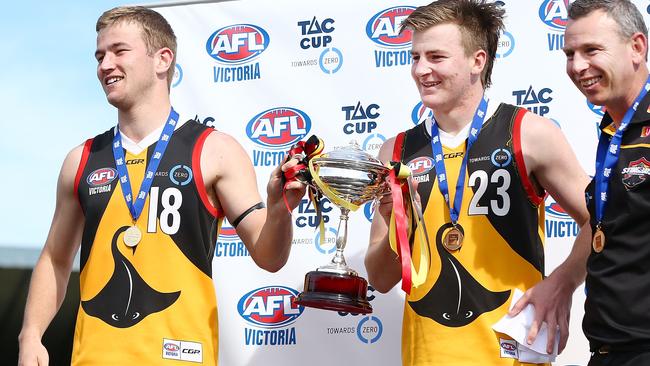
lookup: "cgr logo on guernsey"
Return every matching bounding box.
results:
[238,286,302,346]
[366,6,415,67]
[87,167,117,187]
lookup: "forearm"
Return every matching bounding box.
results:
[548,221,591,289]
[365,232,401,293]
[250,202,294,272]
[19,251,73,342]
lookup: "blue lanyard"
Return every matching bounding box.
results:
[112,107,179,222]
[430,96,488,224]
[594,76,650,224]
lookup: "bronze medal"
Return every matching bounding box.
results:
[592,228,605,253]
[443,227,464,252]
[123,226,142,248]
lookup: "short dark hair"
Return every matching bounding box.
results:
[400,0,505,88]
[568,0,648,46]
[97,6,177,89]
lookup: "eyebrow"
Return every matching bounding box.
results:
[95,41,131,59]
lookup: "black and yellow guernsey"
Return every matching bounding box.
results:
[73,120,224,365]
[395,104,547,365]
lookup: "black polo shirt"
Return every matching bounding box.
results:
[584,91,650,350]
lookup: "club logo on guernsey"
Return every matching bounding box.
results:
[538,0,569,51]
[545,196,579,238]
[247,107,311,167]
[87,167,117,195]
[206,24,269,83]
[238,286,303,346]
[622,157,650,190]
[366,6,415,68]
[215,220,249,258]
[411,101,433,125]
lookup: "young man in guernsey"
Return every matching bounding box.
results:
[365,0,592,364]
[541,0,650,365]
[17,6,305,366]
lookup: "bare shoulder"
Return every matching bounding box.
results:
[377,136,397,163]
[59,143,87,187]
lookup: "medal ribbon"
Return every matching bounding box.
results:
[594,76,650,224]
[112,107,179,222]
[430,96,488,225]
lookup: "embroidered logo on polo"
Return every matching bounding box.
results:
[622,157,650,190]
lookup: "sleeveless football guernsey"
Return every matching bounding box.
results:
[73,120,224,365]
[396,104,546,365]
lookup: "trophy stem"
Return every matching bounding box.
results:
[330,208,350,268]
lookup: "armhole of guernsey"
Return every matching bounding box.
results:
[192,128,224,218]
[393,131,406,162]
[512,108,545,206]
[73,138,94,208]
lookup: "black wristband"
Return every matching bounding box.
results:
[232,202,266,228]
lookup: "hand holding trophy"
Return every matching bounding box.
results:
[283,136,430,314]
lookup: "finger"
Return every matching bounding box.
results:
[546,319,558,354]
[526,319,540,345]
[508,293,530,316]
[558,313,570,353]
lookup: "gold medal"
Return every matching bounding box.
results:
[123,226,142,248]
[592,227,605,253]
[443,227,464,252]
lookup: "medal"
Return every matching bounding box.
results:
[112,107,179,247]
[443,226,464,252]
[430,96,488,252]
[592,76,650,253]
[123,226,142,247]
[592,227,605,253]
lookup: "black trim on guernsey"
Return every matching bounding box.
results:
[398,103,544,327]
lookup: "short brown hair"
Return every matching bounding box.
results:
[97,6,177,89]
[400,0,505,88]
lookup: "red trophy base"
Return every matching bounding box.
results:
[294,270,372,314]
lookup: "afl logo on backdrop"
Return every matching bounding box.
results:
[538,0,569,31]
[247,107,311,149]
[238,286,303,328]
[206,24,270,64]
[366,6,415,48]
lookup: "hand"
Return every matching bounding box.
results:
[376,178,420,224]
[508,272,573,354]
[267,156,307,212]
[18,337,49,366]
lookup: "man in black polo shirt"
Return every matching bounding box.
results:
[562,0,650,364]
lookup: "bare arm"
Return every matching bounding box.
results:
[201,132,305,272]
[18,146,85,366]
[510,112,591,353]
[364,137,402,293]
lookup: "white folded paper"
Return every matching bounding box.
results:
[492,288,559,363]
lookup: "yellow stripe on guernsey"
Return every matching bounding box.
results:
[401,143,545,366]
[73,148,218,366]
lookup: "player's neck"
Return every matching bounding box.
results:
[117,95,173,142]
[431,87,485,136]
[608,70,649,128]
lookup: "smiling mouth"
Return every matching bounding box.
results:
[421,81,441,88]
[105,76,124,86]
[580,76,602,88]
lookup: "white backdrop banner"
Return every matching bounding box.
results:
[152,0,649,365]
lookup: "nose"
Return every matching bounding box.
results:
[412,57,431,79]
[567,52,589,77]
[98,53,115,76]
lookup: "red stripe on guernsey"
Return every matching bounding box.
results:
[513,108,545,206]
[192,129,224,218]
[74,139,94,205]
[393,132,406,162]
